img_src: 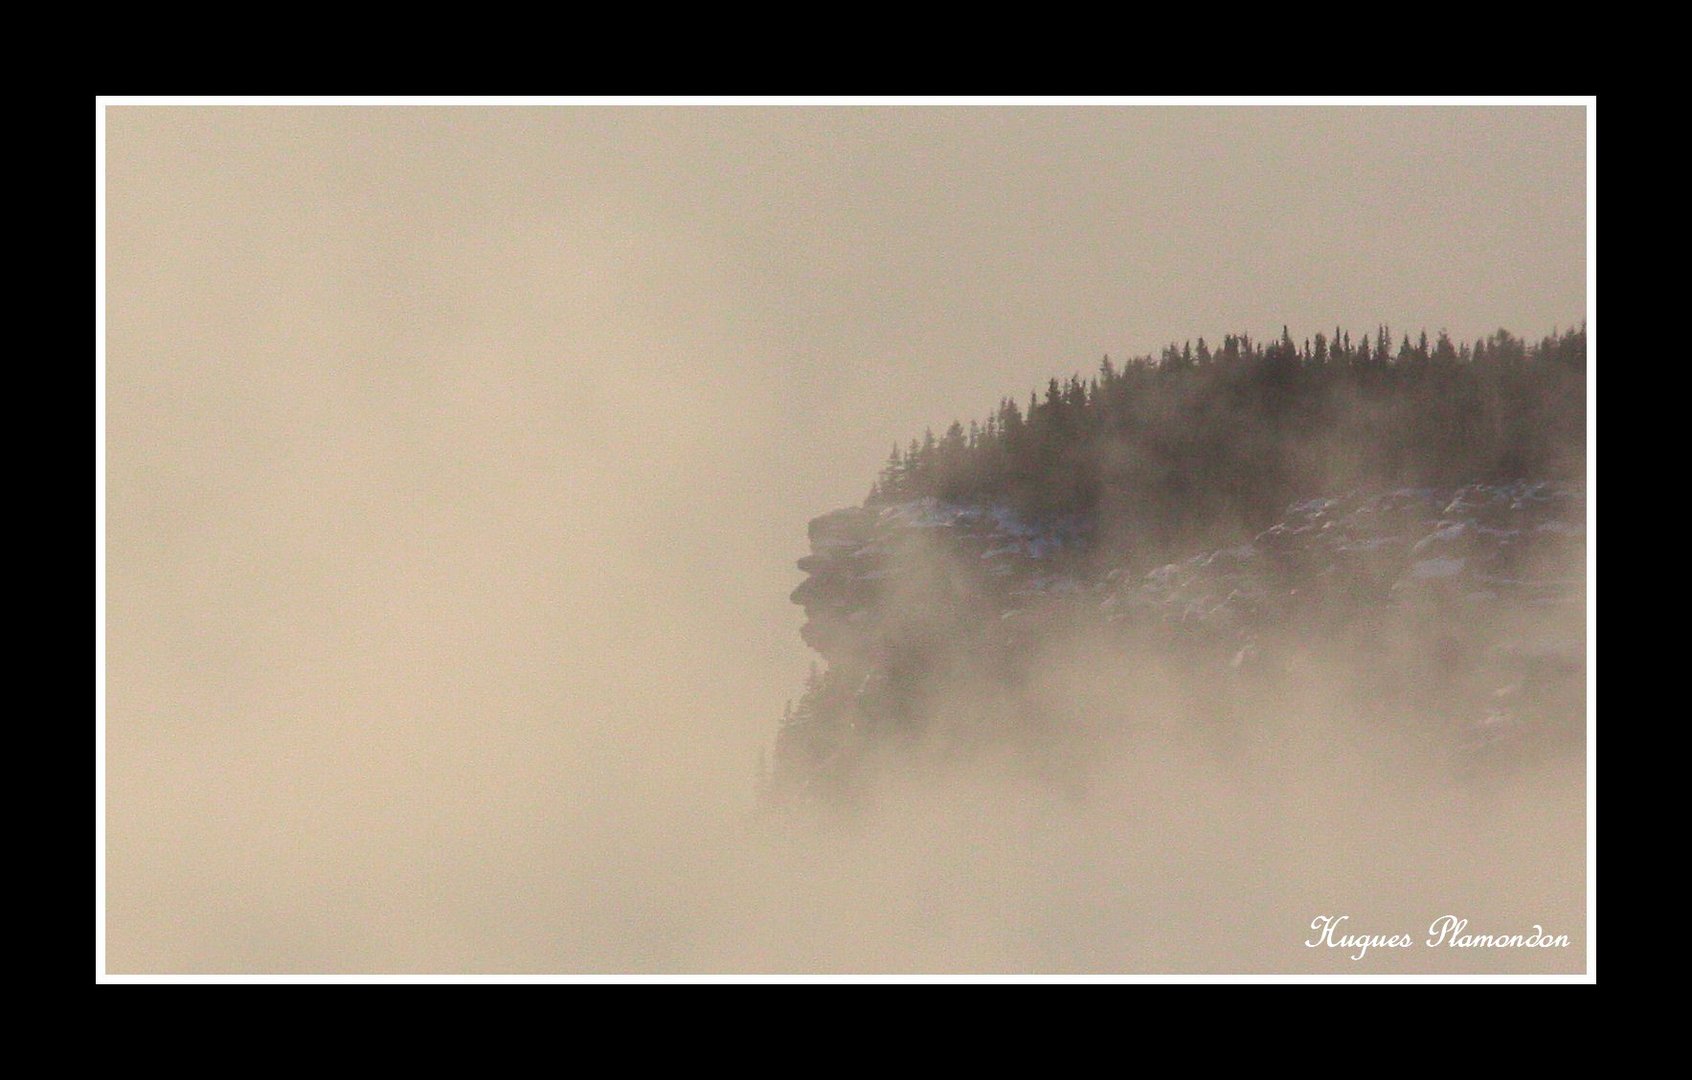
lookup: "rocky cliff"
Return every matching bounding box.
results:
[774,481,1586,807]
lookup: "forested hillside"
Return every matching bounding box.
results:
[767,324,1587,813]
[868,325,1584,559]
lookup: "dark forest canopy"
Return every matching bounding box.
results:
[867,325,1586,556]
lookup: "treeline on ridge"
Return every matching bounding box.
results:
[866,325,1586,556]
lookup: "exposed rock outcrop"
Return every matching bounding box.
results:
[776,481,1585,805]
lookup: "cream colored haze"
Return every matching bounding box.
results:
[104,105,1587,973]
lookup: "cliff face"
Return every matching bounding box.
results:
[775,482,1585,807]
[792,500,1091,666]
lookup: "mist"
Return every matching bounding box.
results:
[103,104,1587,974]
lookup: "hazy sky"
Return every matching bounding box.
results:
[103,105,1587,972]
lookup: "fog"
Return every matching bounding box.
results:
[103,105,1587,974]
